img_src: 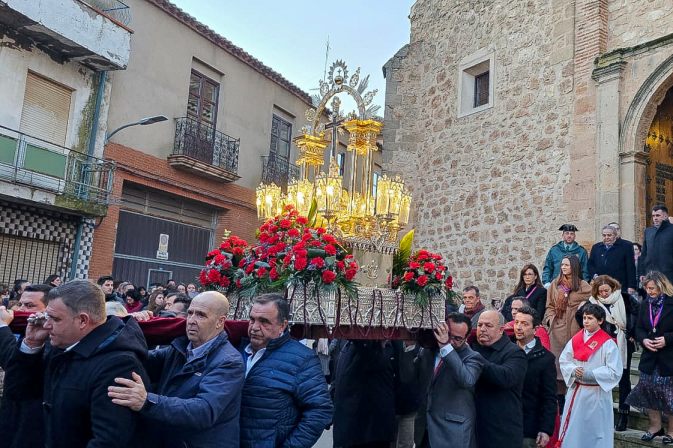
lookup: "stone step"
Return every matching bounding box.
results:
[615,430,666,448]
[612,403,670,432]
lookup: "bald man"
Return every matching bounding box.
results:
[108,292,245,448]
[472,310,528,448]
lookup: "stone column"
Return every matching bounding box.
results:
[592,60,626,233]
[619,151,648,241]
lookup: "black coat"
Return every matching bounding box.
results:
[391,341,423,416]
[521,338,556,438]
[472,336,528,448]
[635,295,673,376]
[588,239,636,291]
[639,220,673,282]
[332,340,396,447]
[501,285,547,322]
[3,317,149,448]
[0,327,44,448]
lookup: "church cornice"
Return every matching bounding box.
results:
[594,32,673,70]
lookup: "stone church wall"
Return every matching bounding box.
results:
[383,0,578,295]
[608,0,673,50]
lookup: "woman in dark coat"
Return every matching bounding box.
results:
[626,271,673,443]
[502,264,547,322]
[332,340,395,448]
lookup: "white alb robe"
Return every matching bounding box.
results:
[559,330,622,448]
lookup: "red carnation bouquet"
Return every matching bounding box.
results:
[283,225,359,296]
[232,205,359,298]
[199,235,249,293]
[396,249,449,307]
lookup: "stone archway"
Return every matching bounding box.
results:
[618,53,673,240]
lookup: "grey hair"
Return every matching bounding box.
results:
[601,225,616,233]
[510,296,530,307]
[48,280,106,323]
[496,311,505,326]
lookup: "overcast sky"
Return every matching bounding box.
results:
[169,0,415,111]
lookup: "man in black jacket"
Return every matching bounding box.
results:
[0,284,51,448]
[639,204,673,283]
[472,310,528,448]
[513,306,556,448]
[2,280,149,448]
[589,224,637,293]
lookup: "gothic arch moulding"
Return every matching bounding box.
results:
[619,52,673,239]
[621,53,673,157]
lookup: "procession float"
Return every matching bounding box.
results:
[199,61,460,339]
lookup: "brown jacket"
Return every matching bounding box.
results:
[543,279,591,381]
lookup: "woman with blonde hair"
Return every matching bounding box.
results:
[627,271,673,443]
[544,254,592,411]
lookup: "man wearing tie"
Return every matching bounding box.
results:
[414,313,484,448]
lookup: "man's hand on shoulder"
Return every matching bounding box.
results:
[129,311,153,321]
[108,372,148,411]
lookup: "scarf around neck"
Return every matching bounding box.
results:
[464,302,485,318]
[595,289,622,306]
[648,294,665,310]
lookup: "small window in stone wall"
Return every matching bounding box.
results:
[458,50,494,117]
[474,71,489,108]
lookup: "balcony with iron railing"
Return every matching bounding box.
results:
[0,0,132,70]
[0,125,115,216]
[83,0,131,26]
[168,117,241,183]
[261,152,300,191]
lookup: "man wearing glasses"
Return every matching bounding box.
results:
[414,313,484,448]
[472,310,528,448]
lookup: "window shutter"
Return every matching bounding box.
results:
[20,72,72,146]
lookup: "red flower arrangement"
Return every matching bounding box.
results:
[281,225,359,295]
[199,235,249,292]
[395,249,451,307]
[211,205,360,298]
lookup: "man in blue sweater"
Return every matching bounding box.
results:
[240,293,333,448]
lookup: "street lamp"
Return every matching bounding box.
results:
[105,115,168,144]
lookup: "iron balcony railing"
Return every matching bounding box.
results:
[0,125,115,206]
[261,152,299,191]
[173,117,240,174]
[83,0,131,26]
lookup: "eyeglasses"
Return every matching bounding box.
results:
[449,335,466,343]
[602,233,615,237]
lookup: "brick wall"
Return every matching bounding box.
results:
[88,143,258,280]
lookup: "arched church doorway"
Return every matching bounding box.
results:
[645,88,673,223]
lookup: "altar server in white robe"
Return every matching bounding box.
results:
[558,303,622,448]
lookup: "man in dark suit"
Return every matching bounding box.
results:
[588,224,636,293]
[473,310,528,448]
[639,204,673,283]
[513,306,556,448]
[415,313,483,448]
